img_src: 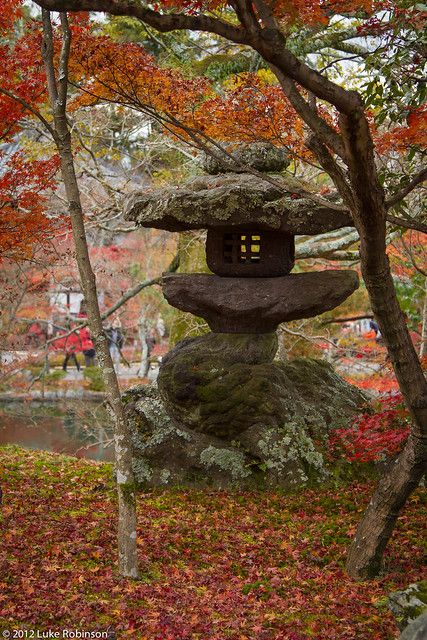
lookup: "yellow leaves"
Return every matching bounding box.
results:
[256,68,279,86]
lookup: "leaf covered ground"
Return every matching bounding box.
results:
[0,446,425,639]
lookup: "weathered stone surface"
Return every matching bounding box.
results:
[399,612,427,640]
[389,582,427,631]
[203,142,290,174]
[164,331,279,365]
[124,172,353,235]
[124,384,251,488]
[124,343,366,489]
[157,333,366,440]
[162,271,359,333]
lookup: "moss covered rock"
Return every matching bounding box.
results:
[389,581,427,631]
[157,332,364,440]
[125,332,366,489]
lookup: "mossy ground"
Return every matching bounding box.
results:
[0,445,425,639]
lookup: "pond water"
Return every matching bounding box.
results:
[0,400,114,462]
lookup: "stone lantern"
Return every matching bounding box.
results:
[125,143,358,334]
[123,143,363,489]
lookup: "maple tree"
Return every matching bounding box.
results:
[1,0,426,582]
[0,154,60,261]
[330,393,411,463]
[31,0,427,581]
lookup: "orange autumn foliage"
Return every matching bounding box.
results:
[0,154,60,261]
[70,34,209,124]
[375,104,427,154]
[156,0,373,28]
[70,36,306,156]
[388,231,427,279]
[0,0,22,31]
[192,74,306,155]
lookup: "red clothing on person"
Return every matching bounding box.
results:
[79,327,94,351]
[28,323,43,337]
[50,331,66,351]
[65,331,82,354]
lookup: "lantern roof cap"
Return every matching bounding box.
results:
[202,142,290,174]
[124,171,353,235]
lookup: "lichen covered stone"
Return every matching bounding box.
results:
[399,612,427,640]
[202,142,290,174]
[389,582,427,631]
[124,172,353,235]
[125,333,366,489]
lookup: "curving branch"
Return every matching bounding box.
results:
[35,0,247,43]
[35,0,360,115]
[386,166,427,208]
[386,214,427,235]
[271,68,346,160]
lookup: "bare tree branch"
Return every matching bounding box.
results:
[386,166,427,208]
[386,214,427,235]
[322,314,374,324]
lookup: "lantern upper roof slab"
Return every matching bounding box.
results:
[124,172,353,235]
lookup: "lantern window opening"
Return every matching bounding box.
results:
[223,231,262,265]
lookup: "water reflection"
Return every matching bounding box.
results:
[0,400,114,462]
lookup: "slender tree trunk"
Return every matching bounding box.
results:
[420,277,427,359]
[41,11,139,578]
[137,310,149,378]
[346,436,425,578]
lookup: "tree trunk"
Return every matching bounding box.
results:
[42,11,139,579]
[420,277,427,359]
[339,112,427,579]
[34,0,426,581]
[137,310,149,378]
[346,255,427,579]
[346,436,425,578]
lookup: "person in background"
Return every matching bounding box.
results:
[80,326,96,367]
[27,322,45,348]
[106,317,124,369]
[369,318,383,342]
[62,324,82,371]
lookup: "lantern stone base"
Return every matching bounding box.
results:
[124,333,366,489]
[163,270,359,333]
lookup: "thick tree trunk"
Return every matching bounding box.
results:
[340,112,427,579]
[346,436,425,578]
[346,256,427,578]
[42,11,139,579]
